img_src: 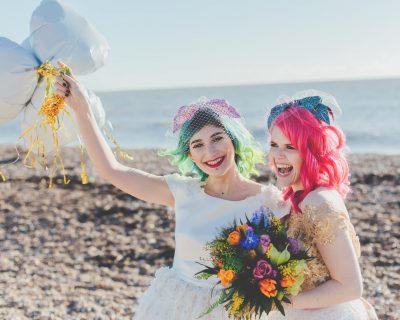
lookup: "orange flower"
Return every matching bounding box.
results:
[236,224,248,232]
[259,278,278,298]
[218,269,236,287]
[249,249,257,258]
[227,231,241,245]
[280,276,296,288]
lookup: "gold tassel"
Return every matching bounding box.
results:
[18,61,74,188]
[19,61,130,188]
[80,144,88,184]
[0,169,6,182]
[103,127,133,161]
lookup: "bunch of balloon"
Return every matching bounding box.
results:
[0,0,128,187]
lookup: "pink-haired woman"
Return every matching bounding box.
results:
[266,91,377,319]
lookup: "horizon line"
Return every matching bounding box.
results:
[94,75,400,94]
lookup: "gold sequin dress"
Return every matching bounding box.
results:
[266,188,378,320]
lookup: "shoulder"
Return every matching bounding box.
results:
[299,187,352,244]
[164,173,200,184]
[300,187,346,213]
[262,184,291,219]
[163,173,201,198]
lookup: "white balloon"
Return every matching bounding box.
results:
[1,0,111,159]
[0,37,39,124]
[30,0,110,75]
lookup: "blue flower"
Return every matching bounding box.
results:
[240,230,260,250]
[250,206,270,228]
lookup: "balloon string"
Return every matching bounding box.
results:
[103,126,133,161]
[0,145,21,182]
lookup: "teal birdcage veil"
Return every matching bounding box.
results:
[267,90,342,129]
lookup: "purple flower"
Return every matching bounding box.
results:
[259,235,271,254]
[287,237,300,254]
[240,230,259,250]
[253,260,274,279]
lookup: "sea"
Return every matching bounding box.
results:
[1,78,399,154]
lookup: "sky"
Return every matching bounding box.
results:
[1,0,400,91]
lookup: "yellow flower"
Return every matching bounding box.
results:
[229,291,245,315]
[265,243,273,258]
[279,265,294,277]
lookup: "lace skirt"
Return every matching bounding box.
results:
[133,267,376,320]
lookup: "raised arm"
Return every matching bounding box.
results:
[55,72,174,207]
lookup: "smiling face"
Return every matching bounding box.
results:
[188,124,236,177]
[269,125,303,191]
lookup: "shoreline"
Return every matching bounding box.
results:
[0,147,398,319]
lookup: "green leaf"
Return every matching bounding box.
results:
[274,298,285,316]
[265,299,273,314]
[281,296,291,304]
[197,289,234,319]
[268,244,291,266]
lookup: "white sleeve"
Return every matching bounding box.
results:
[164,173,197,205]
[263,184,291,219]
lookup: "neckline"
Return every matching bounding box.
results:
[197,180,266,203]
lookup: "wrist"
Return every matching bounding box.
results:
[73,96,92,116]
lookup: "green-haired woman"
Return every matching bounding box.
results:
[55,73,289,319]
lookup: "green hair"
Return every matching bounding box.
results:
[160,108,265,181]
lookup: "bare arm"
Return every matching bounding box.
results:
[287,188,363,309]
[291,230,363,309]
[55,71,174,207]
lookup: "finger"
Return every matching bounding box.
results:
[57,60,77,80]
[55,76,69,86]
[54,83,70,96]
[61,73,77,84]
[54,81,68,91]
[57,77,72,90]
[55,80,68,89]
[54,88,67,97]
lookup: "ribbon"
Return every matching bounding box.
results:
[267,96,333,128]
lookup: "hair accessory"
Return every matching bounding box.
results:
[267,96,333,128]
[173,98,241,133]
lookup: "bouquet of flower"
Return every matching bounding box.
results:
[195,206,313,319]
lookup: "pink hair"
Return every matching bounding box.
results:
[269,107,350,212]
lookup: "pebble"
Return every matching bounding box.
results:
[0,147,399,319]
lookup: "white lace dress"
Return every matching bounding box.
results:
[133,174,289,320]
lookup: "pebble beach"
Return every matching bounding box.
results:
[0,146,399,319]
